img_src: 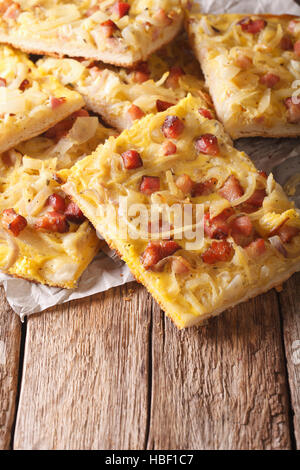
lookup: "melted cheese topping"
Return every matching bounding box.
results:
[63,95,300,327]
[187,14,300,138]
[38,33,209,130]
[0,45,84,151]
[0,1,183,64]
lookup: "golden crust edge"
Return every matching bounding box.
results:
[0,95,84,153]
[0,17,183,67]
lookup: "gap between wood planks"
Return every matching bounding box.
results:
[9,318,27,450]
[276,292,297,450]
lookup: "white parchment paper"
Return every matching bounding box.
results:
[1,0,300,318]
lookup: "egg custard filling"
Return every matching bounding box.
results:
[38,33,212,131]
[186,13,300,138]
[0,112,115,288]
[0,0,183,67]
[63,95,300,328]
[0,44,84,153]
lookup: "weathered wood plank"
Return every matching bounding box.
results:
[278,273,300,448]
[0,287,22,450]
[13,283,151,450]
[147,291,292,450]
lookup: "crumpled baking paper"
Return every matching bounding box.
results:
[1,0,300,318]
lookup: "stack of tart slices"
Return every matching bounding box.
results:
[0,1,299,328]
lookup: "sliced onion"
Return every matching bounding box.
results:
[68,116,98,144]
[269,235,288,257]
[0,228,19,270]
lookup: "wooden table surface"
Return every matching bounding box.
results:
[0,136,299,450]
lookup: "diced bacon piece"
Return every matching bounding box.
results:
[50,96,66,109]
[231,215,253,247]
[259,72,280,88]
[0,1,11,15]
[162,115,184,139]
[3,2,20,20]
[236,54,253,69]
[132,70,150,83]
[65,202,85,224]
[195,134,219,156]
[204,212,231,240]
[202,240,234,264]
[218,175,244,202]
[171,256,191,274]
[258,170,267,179]
[85,5,99,17]
[245,188,266,207]
[46,193,66,213]
[165,66,184,89]
[156,99,174,112]
[44,109,89,141]
[121,150,143,170]
[161,140,177,156]
[198,107,213,119]
[231,215,253,236]
[1,208,27,237]
[0,77,6,87]
[19,78,30,91]
[175,174,194,194]
[245,238,266,257]
[280,35,294,50]
[153,8,172,26]
[132,62,150,83]
[128,104,145,121]
[35,211,69,233]
[285,97,300,123]
[100,19,118,38]
[294,40,300,57]
[141,240,180,270]
[140,176,160,195]
[192,178,217,197]
[113,2,130,18]
[238,17,266,34]
[275,223,300,243]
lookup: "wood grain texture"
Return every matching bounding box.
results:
[0,287,22,450]
[147,290,292,450]
[13,283,152,450]
[278,273,300,448]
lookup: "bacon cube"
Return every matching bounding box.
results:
[198,108,213,119]
[218,175,244,202]
[140,176,160,195]
[121,150,143,170]
[128,104,145,121]
[1,208,27,237]
[50,96,66,109]
[259,73,280,88]
[202,240,234,264]
[195,134,219,156]
[35,211,69,233]
[65,202,85,224]
[141,240,180,270]
[161,140,177,156]
[113,2,130,19]
[156,100,174,112]
[162,116,184,139]
[46,193,66,213]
